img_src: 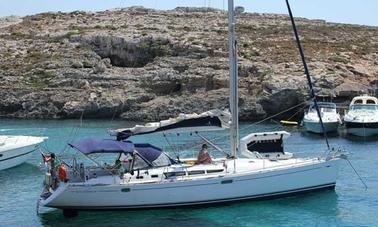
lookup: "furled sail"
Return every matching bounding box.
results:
[110,109,230,140]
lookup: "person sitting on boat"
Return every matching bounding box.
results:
[196,144,212,164]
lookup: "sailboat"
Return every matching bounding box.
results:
[38,0,344,216]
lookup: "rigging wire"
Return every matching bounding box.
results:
[196,132,229,156]
[163,133,181,160]
[343,155,368,190]
[175,100,309,155]
[268,104,308,132]
[57,109,85,159]
[110,100,123,126]
[285,0,330,150]
[239,100,308,134]
[79,108,84,128]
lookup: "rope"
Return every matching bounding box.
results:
[287,104,307,121]
[239,100,308,134]
[265,103,307,132]
[344,157,368,190]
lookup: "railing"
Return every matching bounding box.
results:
[238,157,323,176]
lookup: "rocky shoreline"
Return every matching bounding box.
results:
[0,7,377,121]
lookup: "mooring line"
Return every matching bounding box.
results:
[343,156,368,190]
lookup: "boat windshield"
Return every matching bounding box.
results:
[351,104,378,111]
[309,102,336,113]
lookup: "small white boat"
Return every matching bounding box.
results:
[344,95,378,137]
[0,135,47,170]
[303,102,341,134]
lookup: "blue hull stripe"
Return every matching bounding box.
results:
[0,149,36,162]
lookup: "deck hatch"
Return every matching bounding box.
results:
[221,179,233,184]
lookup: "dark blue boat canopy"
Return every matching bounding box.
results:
[69,138,135,155]
[69,138,175,167]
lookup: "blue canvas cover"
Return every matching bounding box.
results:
[69,138,135,155]
[134,143,162,162]
[68,138,172,165]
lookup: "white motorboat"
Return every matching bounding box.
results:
[303,102,341,133]
[38,0,343,216]
[0,135,47,171]
[344,95,378,137]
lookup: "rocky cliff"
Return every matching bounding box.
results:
[0,7,377,121]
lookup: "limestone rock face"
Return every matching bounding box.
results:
[0,7,377,121]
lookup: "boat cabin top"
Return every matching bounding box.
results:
[349,95,378,111]
[350,95,378,106]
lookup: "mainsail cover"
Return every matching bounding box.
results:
[110,109,230,140]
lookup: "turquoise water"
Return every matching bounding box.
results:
[0,119,377,227]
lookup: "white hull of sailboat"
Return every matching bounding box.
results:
[41,158,340,209]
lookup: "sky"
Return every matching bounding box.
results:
[0,0,377,26]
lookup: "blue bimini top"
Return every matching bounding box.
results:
[69,138,175,166]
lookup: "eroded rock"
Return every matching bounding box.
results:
[0,7,377,121]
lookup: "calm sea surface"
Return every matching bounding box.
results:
[0,119,377,227]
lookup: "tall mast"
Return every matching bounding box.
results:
[227,0,239,158]
[285,0,330,149]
